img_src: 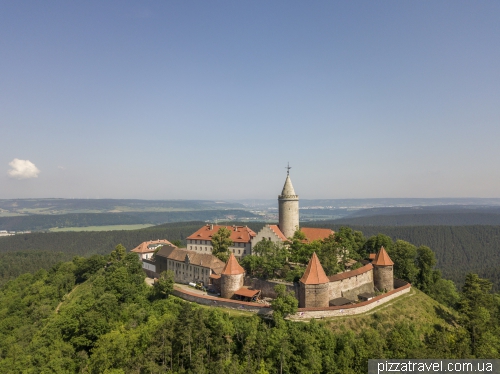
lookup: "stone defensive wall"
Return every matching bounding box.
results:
[291,282,411,320]
[328,263,374,300]
[244,277,298,299]
[172,286,272,316]
[172,282,411,320]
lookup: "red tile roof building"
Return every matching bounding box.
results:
[186,224,256,259]
[131,239,173,260]
[154,244,226,287]
[300,228,334,243]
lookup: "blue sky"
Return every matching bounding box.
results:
[1,1,499,199]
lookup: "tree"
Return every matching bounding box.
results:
[334,226,365,260]
[271,284,298,319]
[415,245,437,293]
[110,244,126,262]
[252,240,289,278]
[211,227,233,262]
[317,235,343,276]
[155,271,175,298]
[387,240,419,284]
[364,234,393,258]
[456,273,498,357]
[171,239,183,248]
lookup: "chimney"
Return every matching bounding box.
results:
[210,224,213,230]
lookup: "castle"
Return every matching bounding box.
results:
[138,168,398,310]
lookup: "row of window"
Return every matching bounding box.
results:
[188,239,249,247]
[167,259,209,275]
[189,245,247,255]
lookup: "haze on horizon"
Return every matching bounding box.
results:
[2,1,499,200]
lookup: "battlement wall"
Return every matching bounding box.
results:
[328,264,374,300]
[292,282,411,319]
[171,286,272,315]
[244,277,298,299]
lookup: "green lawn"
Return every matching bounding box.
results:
[49,224,155,232]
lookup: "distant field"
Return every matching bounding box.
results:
[0,212,25,217]
[49,224,155,232]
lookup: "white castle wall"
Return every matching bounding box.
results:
[328,268,374,300]
[278,198,299,239]
[251,225,284,249]
[292,284,411,319]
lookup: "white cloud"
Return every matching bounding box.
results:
[8,159,40,179]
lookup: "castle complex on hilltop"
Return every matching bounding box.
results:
[137,168,401,310]
[185,168,333,259]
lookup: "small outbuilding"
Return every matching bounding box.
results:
[233,287,261,302]
[329,297,354,307]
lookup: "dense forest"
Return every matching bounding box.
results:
[0,210,258,231]
[308,224,500,290]
[0,221,216,285]
[1,221,499,290]
[331,211,500,226]
[1,243,499,373]
[0,198,245,213]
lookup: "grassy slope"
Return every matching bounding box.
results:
[324,288,457,334]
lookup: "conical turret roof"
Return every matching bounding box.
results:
[221,253,245,275]
[300,252,329,284]
[372,246,394,266]
[280,175,297,196]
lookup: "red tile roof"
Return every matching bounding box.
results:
[221,253,245,275]
[156,245,225,274]
[233,287,260,298]
[328,263,373,282]
[131,239,173,253]
[372,246,394,266]
[300,227,334,243]
[300,252,329,285]
[187,224,256,243]
[369,253,376,260]
[269,225,288,241]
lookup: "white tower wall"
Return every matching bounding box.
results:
[278,174,299,239]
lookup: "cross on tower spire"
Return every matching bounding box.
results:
[286,162,291,175]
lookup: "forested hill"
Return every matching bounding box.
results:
[328,206,500,226]
[308,223,500,290]
[0,198,245,213]
[0,221,205,285]
[1,246,498,372]
[0,210,258,231]
[2,220,500,290]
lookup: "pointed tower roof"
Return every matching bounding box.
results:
[280,175,297,197]
[221,253,245,275]
[372,246,394,266]
[300,252,329,284]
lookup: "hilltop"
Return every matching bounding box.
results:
[1,250,484,373]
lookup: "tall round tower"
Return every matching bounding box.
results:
[278,167,299,239]
[372,246,394,292]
